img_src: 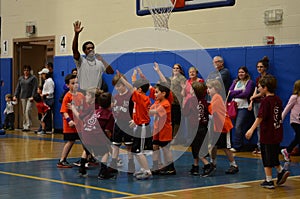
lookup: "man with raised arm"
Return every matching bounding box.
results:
[72,20,114,90]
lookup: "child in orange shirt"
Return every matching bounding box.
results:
[118,70,153,180]
[150,82,176,175]
[57,74,85,168]
[206,79,239,174]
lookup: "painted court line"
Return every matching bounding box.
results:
[0,170,135,197]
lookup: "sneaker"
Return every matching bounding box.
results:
[37,130,46,135]
[78,167,87,177]
[73,160,81,167]
[151,164,162,175]
[98,171,115,180]
[225,165,239,174]
[230,148,237,152]
[135,171,152,180]
[201,163,214,177]
[98,166,115,180]
[189,165,200,176]
[277,169,290,186]
[159,167,176,175]
[260,180,275,189]
[72,159,89,168]
[133,168,145,177]
[252,148,261,154]
[57,160,73,168]
[281,149,291,162]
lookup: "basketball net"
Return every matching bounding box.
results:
[144,0,177,30]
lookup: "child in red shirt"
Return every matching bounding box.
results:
[71,89,115,179]
[246,75,290,189]
[182,81,214,176]
[33,93,50,135]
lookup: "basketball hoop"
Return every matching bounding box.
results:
[144,0,184,30]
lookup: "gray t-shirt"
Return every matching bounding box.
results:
[74,56,106,90]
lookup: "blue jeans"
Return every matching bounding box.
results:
[233,108,252,149]
[253,102,261,149]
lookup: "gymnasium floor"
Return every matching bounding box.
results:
[1,130,300,199]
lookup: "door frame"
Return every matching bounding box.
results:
[13,36,55,129]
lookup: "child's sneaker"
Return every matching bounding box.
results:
[189,165,200,176]
[225,165,239,174]
[98,165,114,180]
[260,180,275,189]
[160,166,176,175]
[135,170,152,180]
[73,159,81,167]
[57,160,72,168]
[277,169,290,186]
[78,167,87,177]
[133,168,145,177]
[201,163,214,177]
[37,130,46,135]
[281,149,291,162]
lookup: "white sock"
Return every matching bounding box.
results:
[266,176,272,182]
[230,161,237,167]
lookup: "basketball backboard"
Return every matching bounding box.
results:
[136,0,235,16]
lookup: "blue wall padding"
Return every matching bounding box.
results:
[2,44,300,147]
[0,58,12,124]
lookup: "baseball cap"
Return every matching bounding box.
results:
[38,68,49,74]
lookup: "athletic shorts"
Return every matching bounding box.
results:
[112,123,134,146]
[131,124,153,153]
[215,133,231,149]
[261,143,280,167]
[63,132,80,141]
[152,140,170,147]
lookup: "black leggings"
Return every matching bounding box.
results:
[287,123,300,153]
[191,126,208,159]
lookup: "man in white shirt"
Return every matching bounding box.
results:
[72,21,114,91]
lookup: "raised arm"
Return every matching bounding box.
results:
[72,21,83,61]
[117,70,134,92]
[153,62,167,82]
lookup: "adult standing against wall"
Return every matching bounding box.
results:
[39,68,55,132]
[72,21,114,91]
[208,56,231,94]
[229,66,255,152]
[248,56,270,154]
[169,64,186,137]
[13,65,38,131]
[45,62,54,79]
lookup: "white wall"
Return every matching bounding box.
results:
[0,0,299,56]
